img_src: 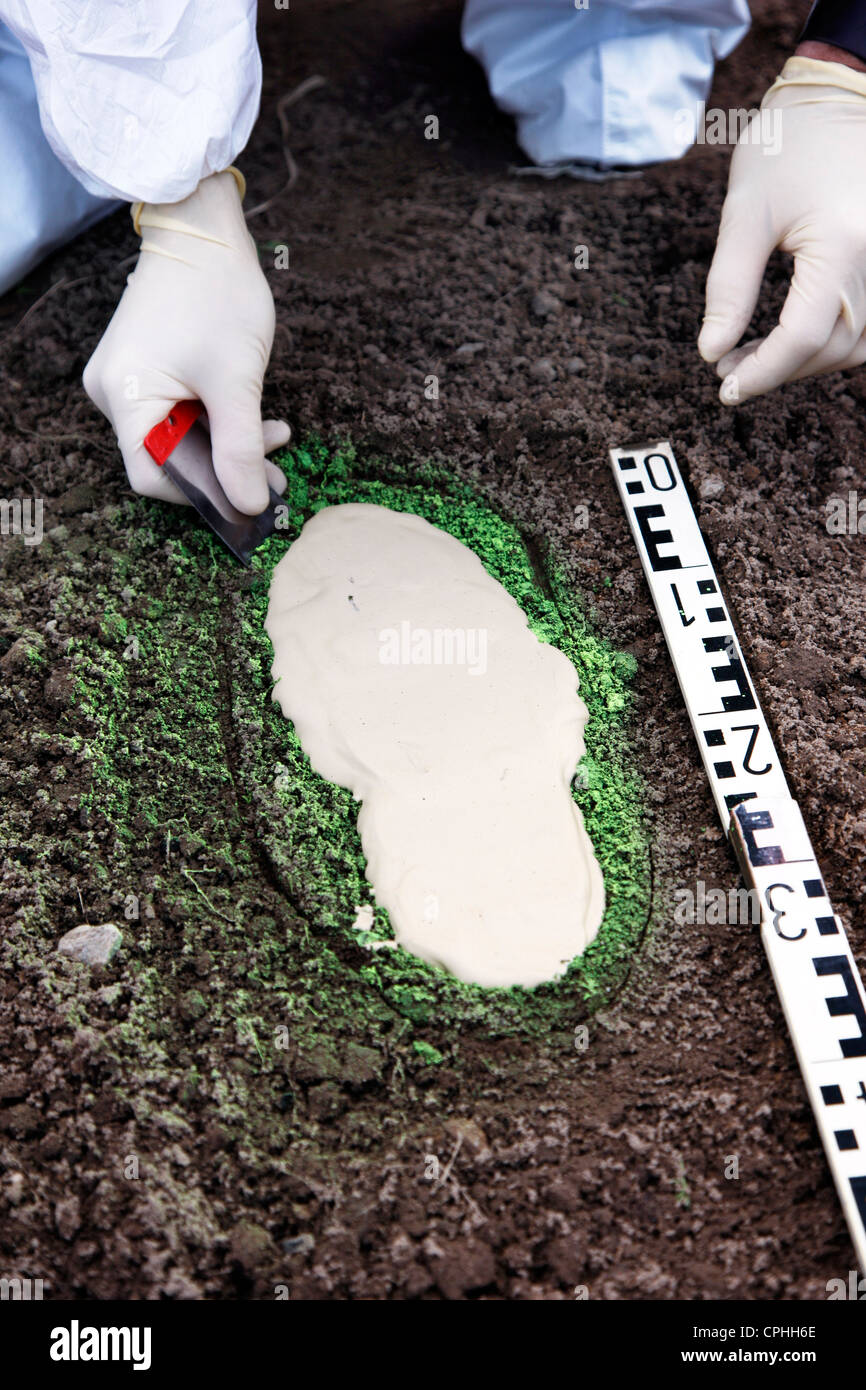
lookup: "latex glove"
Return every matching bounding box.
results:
[699,55,866,405]
[84,169,290,513]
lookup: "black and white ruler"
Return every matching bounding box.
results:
[610,439,866,1272]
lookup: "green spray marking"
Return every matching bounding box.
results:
[72,438,650,1055]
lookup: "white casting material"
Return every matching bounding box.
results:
[265,503,604,988]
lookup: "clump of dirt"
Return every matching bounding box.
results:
[0,0,863,1299]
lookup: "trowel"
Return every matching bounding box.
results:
[143,400,284,567]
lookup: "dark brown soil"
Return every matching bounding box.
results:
[1,0,864,1300]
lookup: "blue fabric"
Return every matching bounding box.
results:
[0,24,116,295]
[462,0,752,169]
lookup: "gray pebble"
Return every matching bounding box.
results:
[455,342,486,357]
[530,289,561,318]
[529,358,557,383]
[57,483,98,516]
[57,923,122,966]
[282,1234,315,1256]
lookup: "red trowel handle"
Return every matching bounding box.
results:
[144,400,204,465]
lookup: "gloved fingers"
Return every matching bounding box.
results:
[698,194,774,364]
[715,257,844,404]
[266,459,288,495]
[198,415,291,453]
[117,419,286,506]
[202,381,270,516]
[262,419,292,453]
[190,412,289,499]
[715,327,856,390]
[781,315,866,384]
[826,331,866,377]
[84,358,193,505]
[714,339,759,377]
[115,427,191,505]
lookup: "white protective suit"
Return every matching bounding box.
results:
[462,0,751,170]
[0,0,750,295]
[0,0,261,293]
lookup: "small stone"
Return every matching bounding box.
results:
[281,1234,315,1256]
[352,904,375,932]
[529,358,557,383]
[531,289,561,318]
[6,1172,25,1206]
[699,475,725,499]
[40,1133,63,1160]
[544,1234,584,1285]
[229,1220,274,1272]
[427,1237,496,1299]
[1,630,45,674]
[44,667,74,709]
[55,1196,81,1242]
[565,356,587,375]
[57,923,122,966]
[294,1041,340,1085]
[454,342,486,357]
[342,1041,381,1088]
[307,1081,345,1122]
[544,1178,578,1212]
[178,989,207,1023]
[57,483,98,516]
[443,1117,490,1158]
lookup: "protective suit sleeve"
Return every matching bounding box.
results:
[0,1,261,203]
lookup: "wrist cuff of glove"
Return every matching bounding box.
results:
[765,53,866,104]
[130,166,246,236]
[801,1,866,68]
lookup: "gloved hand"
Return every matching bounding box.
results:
[83,169,290,513]
[699,55,866,405]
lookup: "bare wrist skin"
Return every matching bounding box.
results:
[796,39,866,72]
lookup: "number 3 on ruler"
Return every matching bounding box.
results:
[764,882,804,941]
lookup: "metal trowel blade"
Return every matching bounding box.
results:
[160,421,283,567]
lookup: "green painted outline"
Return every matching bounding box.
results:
[73,438,650,1049]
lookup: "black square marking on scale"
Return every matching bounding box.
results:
[821,1085,844,1106]
[704,729,725,747]
[805,878,825,898]
[816,916,839,936]
[697,579,717,595]
[714,761,736,780]
[706,607,726,622]
[851,1175,866,1229]
[618,458,637,471]
[626,481,645,495]
[835,1130,859,1152]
